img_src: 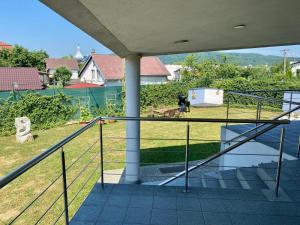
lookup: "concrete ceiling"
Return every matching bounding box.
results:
[41,0,300,57]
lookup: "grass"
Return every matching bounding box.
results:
[0,106,278,225]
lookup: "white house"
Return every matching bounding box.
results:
[165,64,183,81]
[45,58,80,79]
[79,54,170,86]
[291,61,300,77]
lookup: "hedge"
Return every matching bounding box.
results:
[0,93,75,136]
[140,78,300,109]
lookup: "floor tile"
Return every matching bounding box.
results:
[98,206,127,222]
[72,205,102,222]
[176,197,201,210]
[203,212,232,225]
[107,194,131,207]
[153,196,177,210]
[124,207,151,224]
[129,195,153,208]
[200,199,227,212]
[151,209,177,225]
[177,210,205,225]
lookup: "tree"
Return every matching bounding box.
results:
[0,45,48,71]
[53,67,72,86]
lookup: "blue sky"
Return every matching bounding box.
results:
[2,0,300,58]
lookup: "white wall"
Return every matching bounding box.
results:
[80,59,105,85]
[291,63,300,77]
[165,64,182,81]
[141,76,168,85]
[282,92,300,113]
[219,127,296,170]
[71,70,79,79]
[204,89,223,105]
[188,88,223,106]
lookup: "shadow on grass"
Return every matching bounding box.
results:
[141,142,220,166]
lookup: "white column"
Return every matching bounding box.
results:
[125,54,141,183]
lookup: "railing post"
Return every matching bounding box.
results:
[100,120,104,189]
[61,148,69,225]
[275,128,285,197]
[297,136,300,157]
[184,123,190,192]
[255,101,260,128]
[225,98,230,128]
[258,101,262,121]
[289,92,293,119]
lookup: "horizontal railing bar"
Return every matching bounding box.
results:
[8,172,63,224]
[101,173,284,182]
[230,89,300,93]
[67,151,99,190]
[102,137,280,143]
[53,165,100,225]
[160,123,280,185]
[225,103,300,144]
[68,165,99,206]
[1,115,288,189]
[228,91,300,106]
[33,190,64,225]
[101,116,289,124]
[52,209,65,225]
[66,139,99,171]
[0,117,101,189]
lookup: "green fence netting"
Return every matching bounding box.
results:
[0,86,123,118]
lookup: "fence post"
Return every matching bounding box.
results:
[275,128,285,197]
[297,136,300,158]
[225,98,230,129]
[100,121,104,189]
[61,148,69,225]
[184,123,190,193]
[289,92,293,119]
[255,101,261,128]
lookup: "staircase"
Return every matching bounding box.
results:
[166,159,300,200]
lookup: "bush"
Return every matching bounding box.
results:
[53,67,72,86]
[0,93,75,136]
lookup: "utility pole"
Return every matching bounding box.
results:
[281,49,289,74]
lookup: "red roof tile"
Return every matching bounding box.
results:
[0,67,43,91]
[65,83,103,89]
[0,41,13,50]
[45,58,79,71]
[89,54,169,80]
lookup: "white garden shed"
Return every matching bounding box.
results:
[188,88,224,107]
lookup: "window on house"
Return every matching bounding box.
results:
[92,69,95,80]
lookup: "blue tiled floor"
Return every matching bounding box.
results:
[70,183,300,225]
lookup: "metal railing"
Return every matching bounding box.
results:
[0,109,293,224]
[224,90,300,145]
[0,117,102,225]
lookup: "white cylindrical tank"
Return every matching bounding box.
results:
[188,88,223,107]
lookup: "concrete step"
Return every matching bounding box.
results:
[237,167,268,190]
[202,174,221,188]
[257,167,277,189]
[219,169,242,189]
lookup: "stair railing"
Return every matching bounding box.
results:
[224,91,300,145]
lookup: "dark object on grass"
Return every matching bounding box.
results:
[178,94,190,112]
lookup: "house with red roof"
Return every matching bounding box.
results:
[79,54,170,86]
[0,67,43,91]
[45,58,79,80]
[0,41,13,51]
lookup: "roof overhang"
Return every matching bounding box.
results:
[41,0,300,57]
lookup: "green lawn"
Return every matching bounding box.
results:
[0,106,278,225]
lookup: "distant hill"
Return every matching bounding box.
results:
[158,52,299,66]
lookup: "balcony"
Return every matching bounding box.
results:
[1,90,300,225]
